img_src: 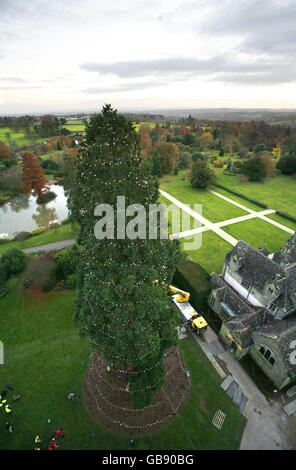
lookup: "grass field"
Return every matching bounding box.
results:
[160,171,249,223]
[0,281,245,450]
[63,120,86,133]
[215,169,296,218]
[180,231,232,275]
[0,127,44,146]
[222,218,292,253]
[0,223,78,255]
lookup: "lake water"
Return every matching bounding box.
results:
[0,185,69,238]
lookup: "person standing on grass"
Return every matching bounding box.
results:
[6,422,13,432]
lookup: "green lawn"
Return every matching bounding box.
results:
[215,169,296,218]
[158,194,200,234]
[160,172,248,223]
[0,282,245,450]
[64,120,86,133]
[181,231,232,275]
[211,187,264,212]
[0,223,78,255]
[0,127,44,146]
[222,218,292,253]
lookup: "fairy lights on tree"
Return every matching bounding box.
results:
[67,104,182,410]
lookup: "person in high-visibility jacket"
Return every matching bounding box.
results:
[5,404,12,414]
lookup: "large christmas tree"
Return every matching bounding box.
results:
[67,105,182,410]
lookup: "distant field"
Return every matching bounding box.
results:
[215,169,296,218]
[64,120,86,133]
[0,127,44,146]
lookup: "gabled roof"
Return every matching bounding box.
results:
[252,317,296,374]
[225,239,283,291]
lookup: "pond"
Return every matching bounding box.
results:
[0,185,69,238]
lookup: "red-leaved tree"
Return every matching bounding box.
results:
[21,152,49,202]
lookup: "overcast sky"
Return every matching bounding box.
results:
[0,0,296,114]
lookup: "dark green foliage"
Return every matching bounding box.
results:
[254,143,266,154]
[151,150,162,177]
[42,276,56,292]
[37,191,57,204]
[190,160,216,189]
[232,161,243,174]
[23,278,33,288]
[65,272,78,289]
[192,152,204,162]
[54,245,79,280]
[219,148,224,157]
[178,152,191,170]
[0,248,27,280]
[276,154,296,175]
[41,159,59,171]
[14,231,32,242]
[181,133,195,146]
[241,156,267,181]
[66,104,181,409]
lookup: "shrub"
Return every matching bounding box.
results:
[192,152,204,162]
[0,248,27,280]
[37,191,57,204]
[276,154,296,175]
[49,220,59,229]
[65,272,78,289]
[14,231,32,242]
[54,245,79,280]
[31,226,46,236]
[241,156,267,182]
[213,159,224,168]
[190,160,216,189]
[23,278,33,288]
[42,276,56,292]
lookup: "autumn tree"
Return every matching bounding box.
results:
[0,141,11,161]
[21,152,49,202]
[260,153,276,175]
[155,142,179,173]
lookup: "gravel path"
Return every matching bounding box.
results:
[22,238,76,253]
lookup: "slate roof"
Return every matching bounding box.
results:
[225,239,284,291]
[252,317,296,374]
[211,272,262,316]
[273,233,296,266]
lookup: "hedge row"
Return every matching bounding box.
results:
[274,210,296,225]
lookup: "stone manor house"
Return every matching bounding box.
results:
[208,234,296,389]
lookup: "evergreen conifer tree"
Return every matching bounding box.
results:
[67,105,181,409]
[152,150,162,177]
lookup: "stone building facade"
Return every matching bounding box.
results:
[208,234,296,389]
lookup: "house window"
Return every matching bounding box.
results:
[259,345,275,366]
[264,349,271,360]
[269,303,277,312]
[241,279,251,290]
